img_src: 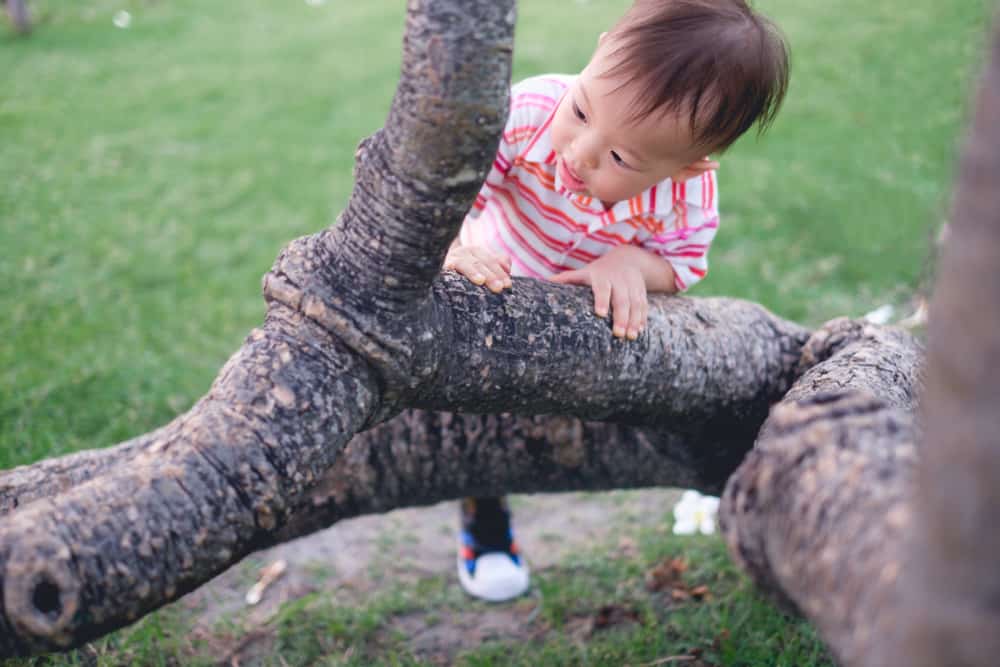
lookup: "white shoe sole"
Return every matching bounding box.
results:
[457,552,530,602]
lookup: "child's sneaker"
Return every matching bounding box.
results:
[456,496,530,601]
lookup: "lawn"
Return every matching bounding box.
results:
[0,0,993,664]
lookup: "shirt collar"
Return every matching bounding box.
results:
[520,90,562,166]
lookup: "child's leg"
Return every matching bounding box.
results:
[456,495,530,601]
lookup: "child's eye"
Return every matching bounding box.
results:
[610,150,629,168]
[572,102,586,122]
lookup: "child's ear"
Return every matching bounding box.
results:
[671,157,719,183]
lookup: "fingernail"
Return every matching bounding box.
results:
[490,279,503,290]
[597,309,608,318]
[627,329,638,340]
[613,326,625,337]
[472,273,485,284]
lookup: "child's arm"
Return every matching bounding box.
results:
[549,246,675,340]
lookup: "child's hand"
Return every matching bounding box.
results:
[443,243,513,293]
[549,246,649,340]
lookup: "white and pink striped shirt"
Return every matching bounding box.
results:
[459,75,719,292]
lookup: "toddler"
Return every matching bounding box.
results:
[446,0,789,601]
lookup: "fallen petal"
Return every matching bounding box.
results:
[244,559,288,605]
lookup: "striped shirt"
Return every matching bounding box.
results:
[459,75,719,292]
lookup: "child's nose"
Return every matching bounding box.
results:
[569,140,599,170]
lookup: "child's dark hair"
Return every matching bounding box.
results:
[605,0,790,152]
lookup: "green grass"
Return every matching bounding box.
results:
[0,0,993,663]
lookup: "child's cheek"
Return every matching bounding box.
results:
[550,117,568,152]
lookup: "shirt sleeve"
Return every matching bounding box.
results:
[640,171,720,292]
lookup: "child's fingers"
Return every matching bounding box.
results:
[445,254,496,288]
[497,252,513,276]
[445,246,510,292]
[451,258,488,285]
[582,278,610,320]
[468,247,512,292]
[626,289,647,340]
[475,261,509,292]
[610,285,631,338]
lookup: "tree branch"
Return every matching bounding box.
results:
[0,307,380,655]
[0,291,806,519]
[0,297,810,655]
[720,318,922,666]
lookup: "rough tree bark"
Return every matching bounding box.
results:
[0,0,815,657]
[720,12,1000,667]
[721,318,922,665]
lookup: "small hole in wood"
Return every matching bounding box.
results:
[32,578,62,619]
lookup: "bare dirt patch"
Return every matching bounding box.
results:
[179,488,682,663]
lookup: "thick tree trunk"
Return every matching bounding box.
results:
[720,13,1000,667]
[886,14,1000,667]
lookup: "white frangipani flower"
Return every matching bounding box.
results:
[863,304,895,325]
[112,10,131,29]
[672,490,720,535]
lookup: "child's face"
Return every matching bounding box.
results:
[550,38,709,205]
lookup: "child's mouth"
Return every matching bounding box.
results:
[558,158,587,193]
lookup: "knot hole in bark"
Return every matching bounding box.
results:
[5,536,81,644]
[32,577,62,619]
